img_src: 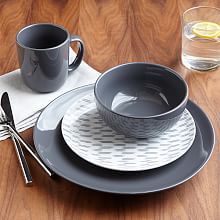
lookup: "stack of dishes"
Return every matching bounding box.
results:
[34,63,214,194]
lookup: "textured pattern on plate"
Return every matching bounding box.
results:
[62,93,196,171]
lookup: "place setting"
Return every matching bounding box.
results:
[0,22,215,194]
[34,65,214,194]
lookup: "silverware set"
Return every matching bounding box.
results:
[0,92,54,185]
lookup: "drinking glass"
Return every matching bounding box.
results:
[181,6,220,71]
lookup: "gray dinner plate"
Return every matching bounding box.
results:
[33,84,215,194]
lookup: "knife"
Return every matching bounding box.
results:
[1,92,33,185]
[1,92,54,177]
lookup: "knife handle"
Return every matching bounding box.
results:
[11,133,33,185]
[6,124,55,177]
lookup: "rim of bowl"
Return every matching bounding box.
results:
[94,62,189,119]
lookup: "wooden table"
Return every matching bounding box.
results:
[0,0,219,219]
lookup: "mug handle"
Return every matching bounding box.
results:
[68,35,84,72]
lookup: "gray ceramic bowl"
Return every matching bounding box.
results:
[94,62,188,138]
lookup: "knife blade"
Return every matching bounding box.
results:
[1,92,33,185]
[1,93,15,126]
[1,92,54,177]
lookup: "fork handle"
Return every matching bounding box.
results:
[11,133,33,185]
[6,124,54,177]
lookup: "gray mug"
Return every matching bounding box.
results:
[16,23,84,93]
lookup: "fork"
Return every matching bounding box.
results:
[0,107,33,185]
[0,108,54,178]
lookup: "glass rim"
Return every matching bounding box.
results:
[183,6,220,19]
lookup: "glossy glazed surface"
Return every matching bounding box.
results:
[34,84,214,194]
[16,24,84,92]
[95,63,188,138]
[0,0,219,219]
[61,87,196,171]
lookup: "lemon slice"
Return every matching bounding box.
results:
[192,21,220,39]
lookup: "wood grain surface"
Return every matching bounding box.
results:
[0,0,219,219]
